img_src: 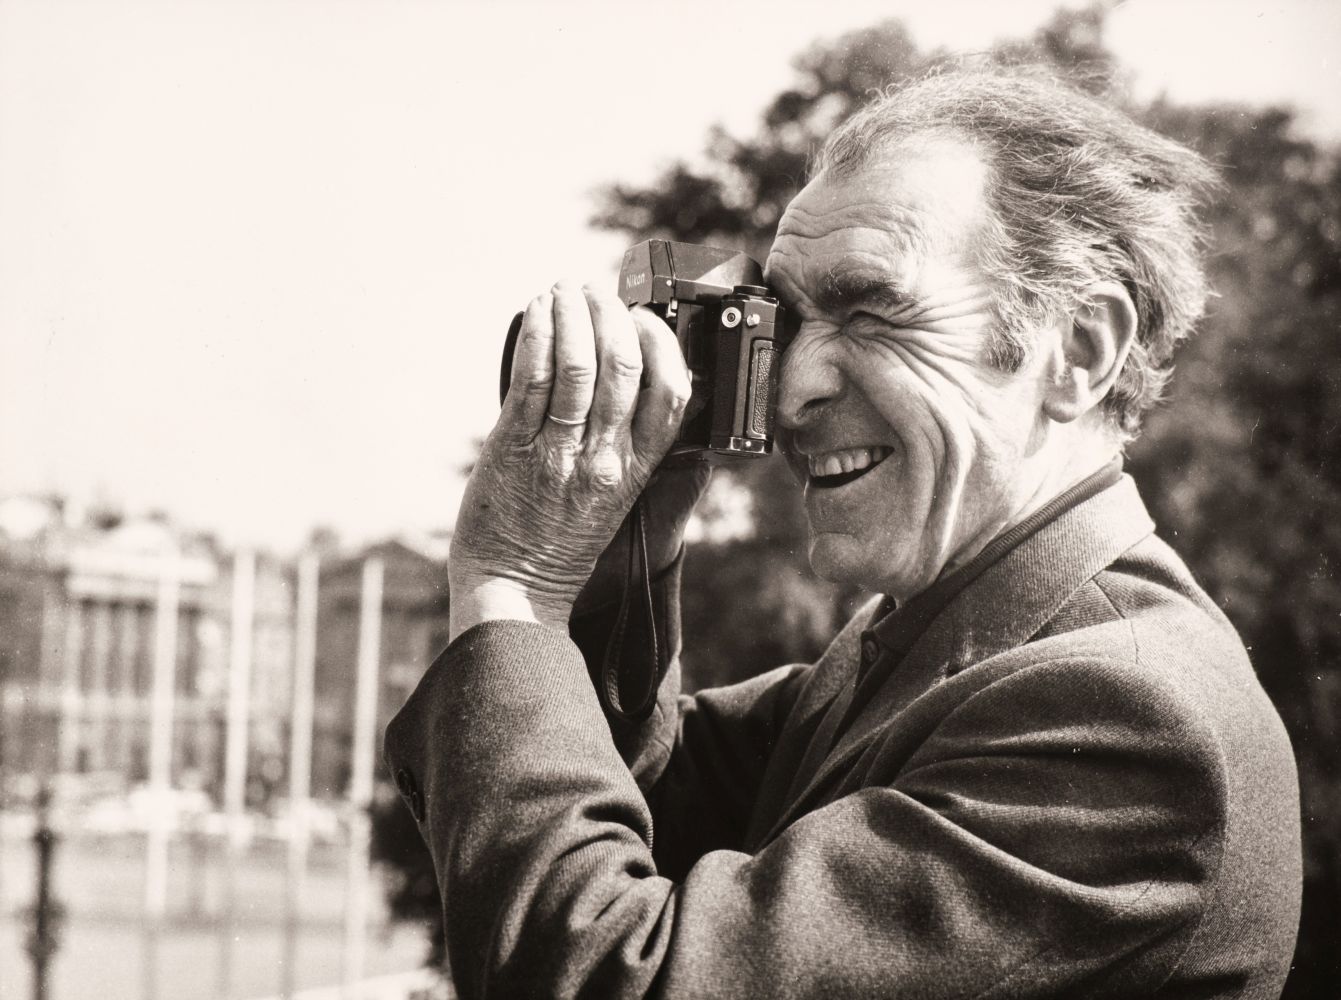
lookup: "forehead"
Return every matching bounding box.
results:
[766,137,990,296]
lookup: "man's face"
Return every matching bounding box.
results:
[765,137,1053,598]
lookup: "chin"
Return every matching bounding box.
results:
[808,531,930,598]
[808,533,883,591]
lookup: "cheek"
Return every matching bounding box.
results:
[849,349,962,472]
[847,346,1005,538]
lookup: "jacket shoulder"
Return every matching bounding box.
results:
[1012,531,1302,992]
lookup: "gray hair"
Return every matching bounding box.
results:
[816,66,1221,439]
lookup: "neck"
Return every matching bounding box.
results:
[942,424,1120,580]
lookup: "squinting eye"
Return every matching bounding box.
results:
[846,311,887,329]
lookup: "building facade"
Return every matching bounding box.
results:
[0,497,449,810]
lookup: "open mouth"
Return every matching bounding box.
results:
[807,446,893,490]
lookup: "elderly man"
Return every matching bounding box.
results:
[386,68,1301,998]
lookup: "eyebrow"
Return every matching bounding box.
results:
[813,266,914,316]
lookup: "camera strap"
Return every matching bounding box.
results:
[598,497,665,722]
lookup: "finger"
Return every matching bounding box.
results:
[584,285,643,446]
[547,281,598,434]
[502,291,557,438]
[630,305,692,464]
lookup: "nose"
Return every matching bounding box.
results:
[777,322,844,430]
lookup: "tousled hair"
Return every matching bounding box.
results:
[815,66,1221,439]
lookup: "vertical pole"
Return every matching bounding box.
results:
[142,545,179,1000]
[0,681,9,952]
[26,561,62,1000]
[57,600,83,774]
[27,782,62,1000]
[218,548,256,1000]
[342,556,382,996]
[115,603,139,780]
[88,603,113,771]
[282,552,319,999]
[0,682,7,916]
[223,550,256,824]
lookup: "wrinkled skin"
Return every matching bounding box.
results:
[448,284,703,638]
[767,137,1108,599]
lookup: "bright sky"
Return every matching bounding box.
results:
[2,0,1337,550]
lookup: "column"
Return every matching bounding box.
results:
[342,556,383,993]
[57,598,84,774]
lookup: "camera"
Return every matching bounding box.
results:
[500,240,790,461]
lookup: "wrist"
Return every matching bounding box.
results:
[448,572,573,642]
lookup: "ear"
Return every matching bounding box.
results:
[1042,281,1138,424]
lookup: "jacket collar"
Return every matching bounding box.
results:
[936,472,1154,673]
[760,472,1155,844]
[866,459,1124,671]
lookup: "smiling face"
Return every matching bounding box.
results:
[766,137,1059,598]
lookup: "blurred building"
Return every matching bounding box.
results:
[311,540,451,798]
[0,495,450,810]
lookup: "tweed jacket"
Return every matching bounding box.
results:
[384,474,1301,999]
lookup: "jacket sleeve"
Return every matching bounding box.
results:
[567,553,811,878]
[382,624,1227,1000]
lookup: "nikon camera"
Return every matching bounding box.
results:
[500,240,789,461]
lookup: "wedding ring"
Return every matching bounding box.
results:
[545,413,587,427]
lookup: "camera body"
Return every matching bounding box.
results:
[618,240,787,460]
[500,240,789,461]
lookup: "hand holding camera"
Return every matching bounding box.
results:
[450,242,788,654]
[448,282,693,641]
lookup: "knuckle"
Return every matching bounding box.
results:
[558,362,596,387]
[539,445,578,484]
[584,283,621,310]
[584,454,625,491]
[675,370,693,405]
[605,348,643,381]
[519,372,554,394]
[664,383,691,414]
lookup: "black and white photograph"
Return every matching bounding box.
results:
[1,1,1338,997]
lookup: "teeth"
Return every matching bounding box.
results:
[807,446,891,479]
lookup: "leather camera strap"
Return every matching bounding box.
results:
[598,497,665,722]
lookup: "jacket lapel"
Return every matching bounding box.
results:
[759,475,1156,845]
[743,595,881,848]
